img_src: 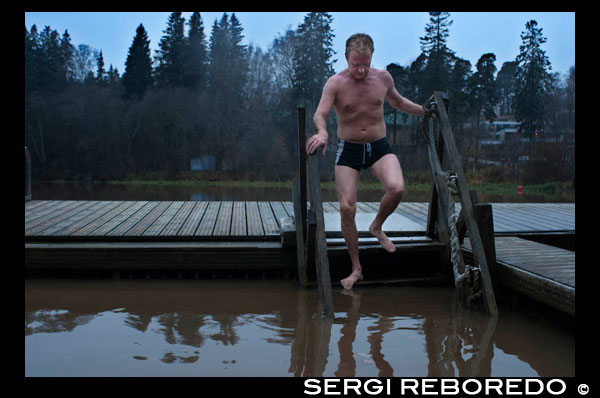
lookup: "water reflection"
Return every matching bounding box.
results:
[25,279,573,377]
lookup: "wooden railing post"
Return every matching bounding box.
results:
[293,107,309,288]
[307,152,333,318]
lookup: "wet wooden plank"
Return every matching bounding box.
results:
[54,201,127,236]
[246,201,264,236]
[160,201,197,236]
[88,201,148,236]
[270,201,289,228]
[143,201,185,236]
[26,201,96,235]
[178,202,208,236]
[230,201,247,236]
[36,201,115,236]
[213,201,233,236]
[258,201,279,235]
[25,200,80,226]
[126,201,172,236]
[195,201,221,236]
[107,201,160,236]
[282,201,294,217]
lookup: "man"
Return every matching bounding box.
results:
[305,33,426,289]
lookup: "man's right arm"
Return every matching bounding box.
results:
[306,77,336,155]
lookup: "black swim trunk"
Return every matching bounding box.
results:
[335,137,395,171]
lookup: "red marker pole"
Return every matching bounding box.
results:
[518,185,523,195]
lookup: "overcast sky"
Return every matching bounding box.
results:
[24,12,575,77]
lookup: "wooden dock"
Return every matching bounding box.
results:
[25,200,574,314]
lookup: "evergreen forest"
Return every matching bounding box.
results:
[25,12,575,185]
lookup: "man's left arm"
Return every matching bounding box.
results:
[384,71,425,116]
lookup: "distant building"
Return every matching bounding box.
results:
[190,155,216,171]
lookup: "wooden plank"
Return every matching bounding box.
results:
[322,201,337,213]
[282,201,294,217]
[34,201,114,236]
[258,201,279,235]
[502,203,574,230]
[178,202,208,236]
[125,201,172,236]
[246,201,264,236]
[160,201,197,236]
[25,200,70,221]
[230,201,247,236]
[25,200,47,211]
[65,201,134,236]
[53,201,126,236]
[323,212,423,233]
[195,201,221,236]
[107,201,160,236]
[270,201,289,228]
[143,201,185,236]
[89,201,148,236]
[25,200,80,227]
[26,201,96,235]
[213,201,233,236]
[490,205,560,231]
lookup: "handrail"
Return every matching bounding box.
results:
[25,146,32,201]
[423,91,498,318]
[292,106,333,318]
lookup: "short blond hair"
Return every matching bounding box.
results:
[345,33,374,58]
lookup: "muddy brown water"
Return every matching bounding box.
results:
[25,279,574,377]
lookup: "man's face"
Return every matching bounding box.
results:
[347,50,372,80]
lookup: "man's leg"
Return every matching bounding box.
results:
[369,153,405,253]
[335,165,363,289]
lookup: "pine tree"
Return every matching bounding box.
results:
[513,20,551,158]
[96,50,105,84]
[154,12,187,87]
[122,24,153,99]
[293,12,336,109]
[228,13,249,104]
[184,12,208,90]
[467,53,498,166]
[207,13,229,93]
[496,61,517,115]
[419,12,455,101]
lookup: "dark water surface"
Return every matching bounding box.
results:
[25,279,574,377]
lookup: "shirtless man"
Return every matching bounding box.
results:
[305,33,425,289]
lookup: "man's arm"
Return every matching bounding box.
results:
[306,77,336,155]
[383,71,425,116]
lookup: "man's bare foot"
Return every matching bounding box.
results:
[369,224,396,253]
[341,270,363,290]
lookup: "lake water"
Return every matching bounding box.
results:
[25,279,574,377]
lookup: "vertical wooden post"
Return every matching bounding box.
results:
[298,107,307,238]
[294,106,309,288]
[308,153,334,318]
[293,177,308,288]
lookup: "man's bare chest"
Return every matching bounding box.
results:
[335,80,387,113]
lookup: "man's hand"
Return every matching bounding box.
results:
[306,132,328,156]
